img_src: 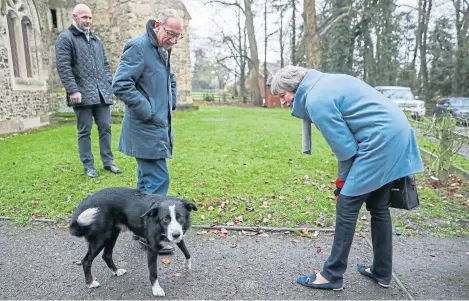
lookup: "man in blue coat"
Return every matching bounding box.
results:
[112,9,183,254]
[271,65,424,290]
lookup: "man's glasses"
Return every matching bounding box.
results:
[162,25,183,41]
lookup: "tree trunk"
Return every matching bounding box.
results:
[237,3,247,103]
[419,0,432,115]
[280,5,285,67]
[303,0,321,68]
[291,0,296,65]
[264,0,268,107]
[244,0,262,106]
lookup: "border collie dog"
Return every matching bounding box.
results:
[69,187,198,297]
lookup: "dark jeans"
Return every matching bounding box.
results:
[321,182,393,284]
[73,103,113,169]
[135,158,169,195]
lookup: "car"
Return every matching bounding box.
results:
[433,97,469,125]
[375,86,426,119]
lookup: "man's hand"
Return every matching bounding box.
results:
[69,92,82,104]
[334,178,345,202]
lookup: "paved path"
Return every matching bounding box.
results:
[0,221,468,299]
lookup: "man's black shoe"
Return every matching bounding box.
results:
[104,165,123,174]
[84,167,99,178]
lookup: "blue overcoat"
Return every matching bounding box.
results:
[292,70,424,196]
[112,20,177,159]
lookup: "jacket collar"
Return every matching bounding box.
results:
[145,19,172,68]
[68,24,96,40]
[291,69,324,121]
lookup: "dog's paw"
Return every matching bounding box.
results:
[184,258,192,270]
[152,280,165,297]
[113,269,127,276]
[88,280,100,288]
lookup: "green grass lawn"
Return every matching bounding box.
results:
[1,106,468,236]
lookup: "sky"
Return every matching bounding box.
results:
[181,0,454,65]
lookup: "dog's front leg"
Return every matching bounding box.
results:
[176,240,192,270]
[147,249,165,297]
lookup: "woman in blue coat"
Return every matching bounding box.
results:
[270,65,424,290]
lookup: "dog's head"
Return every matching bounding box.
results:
[141,198,198,243]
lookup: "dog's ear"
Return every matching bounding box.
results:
[141,205,159,218]
[182,200,198,212]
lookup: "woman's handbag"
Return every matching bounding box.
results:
[389,175,420,210]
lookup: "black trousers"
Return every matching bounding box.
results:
[321,182,393,285]
[73,101,113,169]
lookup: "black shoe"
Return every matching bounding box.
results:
[134,236,175,255]
[104,165,122,174]
[84,167,99,178]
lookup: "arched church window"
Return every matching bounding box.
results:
[21,17,32,77]
[6,11,19,77]
[2,0,46,89]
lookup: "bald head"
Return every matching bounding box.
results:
[73,4,91,14]
[72,4,92,32]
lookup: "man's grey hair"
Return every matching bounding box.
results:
[158,9,182,25]
[270,65,310,96]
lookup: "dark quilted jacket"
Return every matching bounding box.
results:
[55,25,113,107]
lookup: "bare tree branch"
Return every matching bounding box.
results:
[204,0,245,14]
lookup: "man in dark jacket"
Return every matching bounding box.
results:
[112,9,183,254]
[55,4,122,178]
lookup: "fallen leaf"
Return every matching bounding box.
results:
[95,180,101,184]
[160,258,170,264]
[290,201,297,206]
[244,231,258,236]
[220,228,228,234]
[196,230,208,235]
[235,216,244,223]
[257,233,269,238]
[32,214,38,220]
[360,215,368,221]
[226,221,235,226]
[304,212,313,216]
[259,201,270,208]
[316,247,322,253]
[300,228,309,234]
[31,200,38,206]
[208,206,214,211]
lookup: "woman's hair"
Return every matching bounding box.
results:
[270,65,309,95]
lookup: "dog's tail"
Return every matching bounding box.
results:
[69,207,99,237]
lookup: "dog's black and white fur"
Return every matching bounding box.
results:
[69,187,197,297]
